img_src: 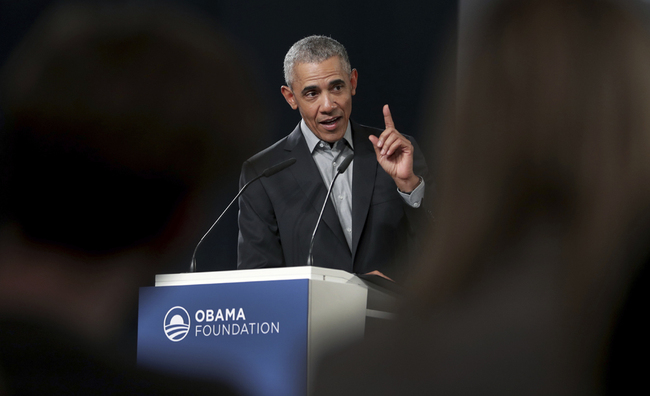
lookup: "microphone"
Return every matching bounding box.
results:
[189,158,296,272]
[307,153,354,266]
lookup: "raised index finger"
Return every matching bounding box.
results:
[383,104,395,129]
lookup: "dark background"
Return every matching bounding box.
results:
[0,0,457,273]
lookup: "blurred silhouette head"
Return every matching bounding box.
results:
[416,0,650,305]
[0,2,263,255]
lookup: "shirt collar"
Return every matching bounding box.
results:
[300,119,354,153]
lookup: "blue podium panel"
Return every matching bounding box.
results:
[137,279,310,396]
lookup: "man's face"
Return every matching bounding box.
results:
[281,56,358,143]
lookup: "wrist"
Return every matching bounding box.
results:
[396,175,421,194]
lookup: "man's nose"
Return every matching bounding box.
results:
[320,93,336,112]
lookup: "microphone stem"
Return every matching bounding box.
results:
[307,172,340,266]
[189,157,296,272]
[189,175,259,272]
[307,153,354,267]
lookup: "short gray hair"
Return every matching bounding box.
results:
[283,35,351,88]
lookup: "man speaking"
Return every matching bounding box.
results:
[237,35,429,280]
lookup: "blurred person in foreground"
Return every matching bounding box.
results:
[0,1,262,394]
[314,0,650,394]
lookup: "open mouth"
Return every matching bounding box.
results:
[320,117,341,129]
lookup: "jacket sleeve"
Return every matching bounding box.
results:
[403,136,435,234]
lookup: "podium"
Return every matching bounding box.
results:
[137,267,397,396]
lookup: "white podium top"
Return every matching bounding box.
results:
[155,266,365,287]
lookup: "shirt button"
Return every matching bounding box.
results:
[338,195,343,200]
[346,228,352,233]
[413,202,420,208]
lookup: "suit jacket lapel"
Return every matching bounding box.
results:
[284,123,349,252]
[351,122,378,259]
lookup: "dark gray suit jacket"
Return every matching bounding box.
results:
[237,121,430,279]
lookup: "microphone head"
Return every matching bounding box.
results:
[337,153,354,173]
[262,158,296,177]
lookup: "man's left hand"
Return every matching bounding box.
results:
[368,104,420,193]
[364,270,394,281]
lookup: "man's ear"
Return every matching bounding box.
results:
[350,69,358,96]
[281,86,298,110]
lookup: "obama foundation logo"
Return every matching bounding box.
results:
[164,306,191,342]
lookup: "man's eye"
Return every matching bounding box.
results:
[333,85,343,91]
[305,91,317,98]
